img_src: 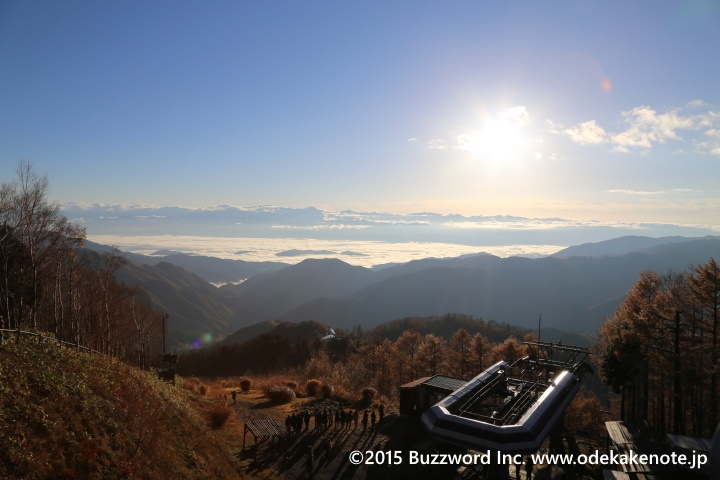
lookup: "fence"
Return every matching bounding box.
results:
[0,328,105,356]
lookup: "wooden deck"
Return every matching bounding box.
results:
[604,421,706,480]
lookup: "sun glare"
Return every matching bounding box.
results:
[464,106,530,164]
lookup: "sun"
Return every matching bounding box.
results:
[463,106,530,164]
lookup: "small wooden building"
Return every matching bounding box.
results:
[399,374,466,416]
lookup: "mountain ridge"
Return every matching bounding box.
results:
[82,235,720,344]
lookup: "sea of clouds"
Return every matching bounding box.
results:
[86,234,565,267]
[65,204,719,267]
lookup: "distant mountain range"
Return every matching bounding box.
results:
[550,235,695,258]
[83,235,720,345]
[83,240,288,283]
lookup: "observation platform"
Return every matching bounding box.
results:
[421,341,591,454]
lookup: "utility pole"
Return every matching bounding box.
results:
[162,313,170,354]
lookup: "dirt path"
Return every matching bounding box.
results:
[216,387,607,480]
[228,391,396,480]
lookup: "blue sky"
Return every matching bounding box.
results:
[2,1,720,254]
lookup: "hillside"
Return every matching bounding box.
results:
[221,320,327,346]
[268,238,720,332]
[84,236,720,342]
[0,337,243,479]
[219,258,377,322]
[82,240,288,284]
[551,235,696,258]
[113,260,240,345]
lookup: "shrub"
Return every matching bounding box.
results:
[306,379,322,396]
[239,377,252,392]
[332,385,352,403]
[361,387,377,402]
[180,377,202,392]
[208,404,233,429]
[321,383,334,399]
[262,384,296,404]
[181,377,207,395]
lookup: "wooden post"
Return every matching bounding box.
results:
[162,313,167,354]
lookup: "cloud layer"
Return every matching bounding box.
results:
[66,203,720,267]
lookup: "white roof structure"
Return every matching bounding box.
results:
[421,341,591,454]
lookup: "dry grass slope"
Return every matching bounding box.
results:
[0,337,244,479]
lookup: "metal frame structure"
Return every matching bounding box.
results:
[421,341,592,454]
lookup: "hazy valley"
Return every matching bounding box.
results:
[85,235,720,347]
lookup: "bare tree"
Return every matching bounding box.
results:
[0,161,160,364]
[0,161,84,330]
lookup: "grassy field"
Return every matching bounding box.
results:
[0,336,243,479]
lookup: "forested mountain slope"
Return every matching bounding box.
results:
[85,237,720,340]
[263,238,720,331]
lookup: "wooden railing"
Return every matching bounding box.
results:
[0,328,105,356]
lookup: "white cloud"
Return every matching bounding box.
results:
[696,110,719,128]
[270,224,370,231]
[611,106,692,151]
[425,138,449,150]
[85,233,565,267]
[443,218,615,230]
[565,120,607,144]
[422,133,475,151]
[545,119,564,134]
[445,220,558,230]
[608,188,701,195]
[452,133,472,151]
[502,106,530,124]
[562,103,720,156]
[70,204,720,267]
[700,127,720,155]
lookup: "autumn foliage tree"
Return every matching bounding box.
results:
[447,328,472,378]
[597,260,720,437]
[468,332,490,377]
[490,336,530,365]
[688,258,720,430]
[394,329,423,384]
[416,333,447,376]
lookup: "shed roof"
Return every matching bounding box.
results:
[399,376,431,389]
[244,418,286,439]
[421,374,466,393]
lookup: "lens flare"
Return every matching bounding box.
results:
[190,332,215,348]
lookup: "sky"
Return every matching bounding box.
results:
[2,1,720,265]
